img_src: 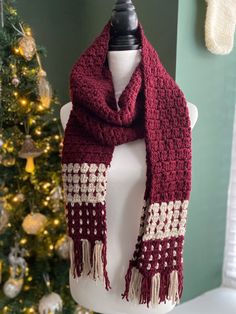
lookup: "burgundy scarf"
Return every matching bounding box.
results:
[62,20,192,307]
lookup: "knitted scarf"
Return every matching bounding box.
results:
[61,20,192,307]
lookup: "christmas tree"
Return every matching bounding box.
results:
[0,1,87,313]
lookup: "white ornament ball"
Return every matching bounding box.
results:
[3,277,23,298]
[38,292,63,314]
[11,77,20,87]
[22,212,47,235]
[55,235,70,259]
[0,137,3,148]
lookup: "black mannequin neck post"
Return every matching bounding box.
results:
[109,0,141,51]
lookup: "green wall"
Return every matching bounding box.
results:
[176,0,236,302]
[16,0,178,103]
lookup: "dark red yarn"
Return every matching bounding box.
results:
[62,20,192,306]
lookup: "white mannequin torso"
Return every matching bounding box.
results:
[61,50,198,314]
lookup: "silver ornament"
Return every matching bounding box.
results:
[3,243,27,298]
[38,292,63,314]
[11,77,20,87]
[55,235,70,259]
[50,186,63,212]
[3,277,23,298]
[0,201,9,234]
[0,136,3,148]
[8,244,27,279]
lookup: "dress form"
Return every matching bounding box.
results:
[60,50,198,314]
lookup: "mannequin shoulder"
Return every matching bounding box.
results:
[59,101,198,130]
[60,102,72,116]
[187,102,198,130]
[60,102,72,130]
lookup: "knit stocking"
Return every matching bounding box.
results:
[205,0,236,54]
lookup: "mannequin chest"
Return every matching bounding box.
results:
[107,138,146,184]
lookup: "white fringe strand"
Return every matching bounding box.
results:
[68,236,76,276]
[128,267,143,301]
[151,273,161,305]
[168,270,180,304]
[81,239,92,275]
[91,240,104,280]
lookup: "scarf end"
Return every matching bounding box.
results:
[122,264,183,307]
[68,237,111,291]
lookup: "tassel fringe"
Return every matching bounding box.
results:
[91,240,104,280]
[151,273,161,305]
[168,270,179,304]
[68,236,76,277]
[69,237,181,306]
[128,267,143,301]
[122,265,182,307]
[81,239,92,275]
[68,237,111,290]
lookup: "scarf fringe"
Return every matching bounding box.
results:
[122,264,182,307]
[68,237,111,290]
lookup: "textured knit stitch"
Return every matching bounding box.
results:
[61,20,192,307]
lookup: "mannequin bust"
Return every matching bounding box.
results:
[61,50,198,314]
[61,1,198,313]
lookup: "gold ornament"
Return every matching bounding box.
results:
[2,155,16,167]
[19,135,43,173]
[12,193,25,203]
[75,306,93,314]
[0,201,9,234]
[18,35,36,61]
[55,235,70,259]
[22,212,47,235]
[26,307,36,314]
[38,292,63,314]
[37,69,52,109]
